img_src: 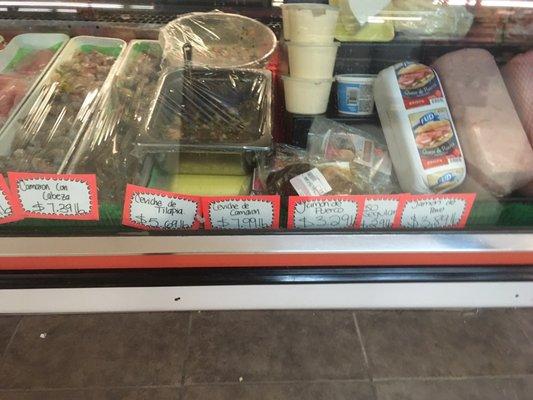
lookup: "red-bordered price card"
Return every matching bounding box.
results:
[358,194,408,230]
[394,193,477,229]
[202,196,280,230]
[287,195,365,230]
[8,172,99,220]
[122,184,201,230]
[0,175,23,224]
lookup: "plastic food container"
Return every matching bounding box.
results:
[336,74,376,115]
[282,75,333,115]
[287,42,340,79]
[160,12,277,68]
[137,67,272,175]
[287,4,339,44]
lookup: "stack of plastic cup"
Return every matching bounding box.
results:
[281,3,340,115]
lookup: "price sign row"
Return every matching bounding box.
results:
[0,174,476,231]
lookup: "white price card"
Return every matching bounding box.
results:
[397,193,476,229]
[0,175,23,224]
[360,194,406,230]
[8,172,99,220]
[288,195,364,230]
[122,184,201,230]
[202,196,280,230]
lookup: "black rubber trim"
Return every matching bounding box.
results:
[0,266,532,289]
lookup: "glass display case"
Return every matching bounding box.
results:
[0,0,531,312]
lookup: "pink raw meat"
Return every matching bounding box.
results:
[14,49,54,75]
[502,50,533,146]
[433,48,533,197]
[0,74,28,120]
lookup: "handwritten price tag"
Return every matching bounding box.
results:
[203,196,280,230]
[8,172,99,220]
[122,185,201,230]
[0,175,23,224]
[288,196,364,230]
[359,194,406,230]
[395,193,476,229]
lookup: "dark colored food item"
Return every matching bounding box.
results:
[0,50,116,173]
[73,46,162,203]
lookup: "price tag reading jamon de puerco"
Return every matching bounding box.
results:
[122,185,201,230]
[288,195,364,230]
[0,175,23,224]
[395,193,476,229]
[8,172,99,220]
[202,196,280,230]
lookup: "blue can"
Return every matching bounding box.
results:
[336,74,376,116]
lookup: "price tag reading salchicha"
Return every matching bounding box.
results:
[202,196,280,230]
[122,184,201,230]
[360,195,405,230]
[288,196,364,230]
[8,172,99,220]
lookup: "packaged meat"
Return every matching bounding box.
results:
[67,40,162,204]
[502,50,533,146]
[0,33,69,132]
[0,36,125,174]
[433,49,533,197]
[373,61,466,194]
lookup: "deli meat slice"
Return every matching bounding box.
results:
[502,50,533,146]
[433,48,533,196]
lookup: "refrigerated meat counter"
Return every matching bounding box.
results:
[0,1,532,312]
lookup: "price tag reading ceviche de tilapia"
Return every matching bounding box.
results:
[396,193,476,229]
[288,196,364,230]
[8,172,99,220]
[122,185,201,230]
[0,175,23,224]
[202,196,280,230]
[359,194,406,230]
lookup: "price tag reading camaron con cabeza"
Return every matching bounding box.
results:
[202,196,280,230]
[287,195,364,230]
[359,194,407,230]
[8,172,99,220]
[122,185,201,230]
[396,193,476,229]
[0,175,23,224]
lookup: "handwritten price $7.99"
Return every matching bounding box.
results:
[215,217,268,230]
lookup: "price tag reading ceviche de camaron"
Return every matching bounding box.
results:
[288,196,364,230]
[8,172,99,220]
[202,196,280,230]
[0,175,23,224]
[122,185,201,230]
[395,193,476,229]
[359,194,407,230]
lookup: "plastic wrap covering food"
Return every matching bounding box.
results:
[307,118,400,195]
[67,41,162,204]
[0,36,125,174]
[0,34,68,130]
[159,11,276,69]
[388,0,473,39]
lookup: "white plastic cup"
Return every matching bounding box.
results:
[336,74,376,116]
[282,75,333,115]
[287,4,339,44]
[287,42,340,79]
[281,4,293,41]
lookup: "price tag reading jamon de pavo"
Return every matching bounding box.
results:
[8,172,99,220]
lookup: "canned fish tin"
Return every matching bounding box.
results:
[336,74,376,116]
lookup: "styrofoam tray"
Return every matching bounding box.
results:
[0,33,69,132]
[0,35,126,173]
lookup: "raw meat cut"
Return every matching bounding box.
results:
[502,50,533,146]
[13,49,54,74]
[433,48,533,197]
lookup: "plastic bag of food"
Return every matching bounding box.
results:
[0,36,126,174]
[159,11,276,69]
[389,0,473,39]
[66,40,162,204]
[307,118,400,194]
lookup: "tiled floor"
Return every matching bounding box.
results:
[0,309,532,399]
